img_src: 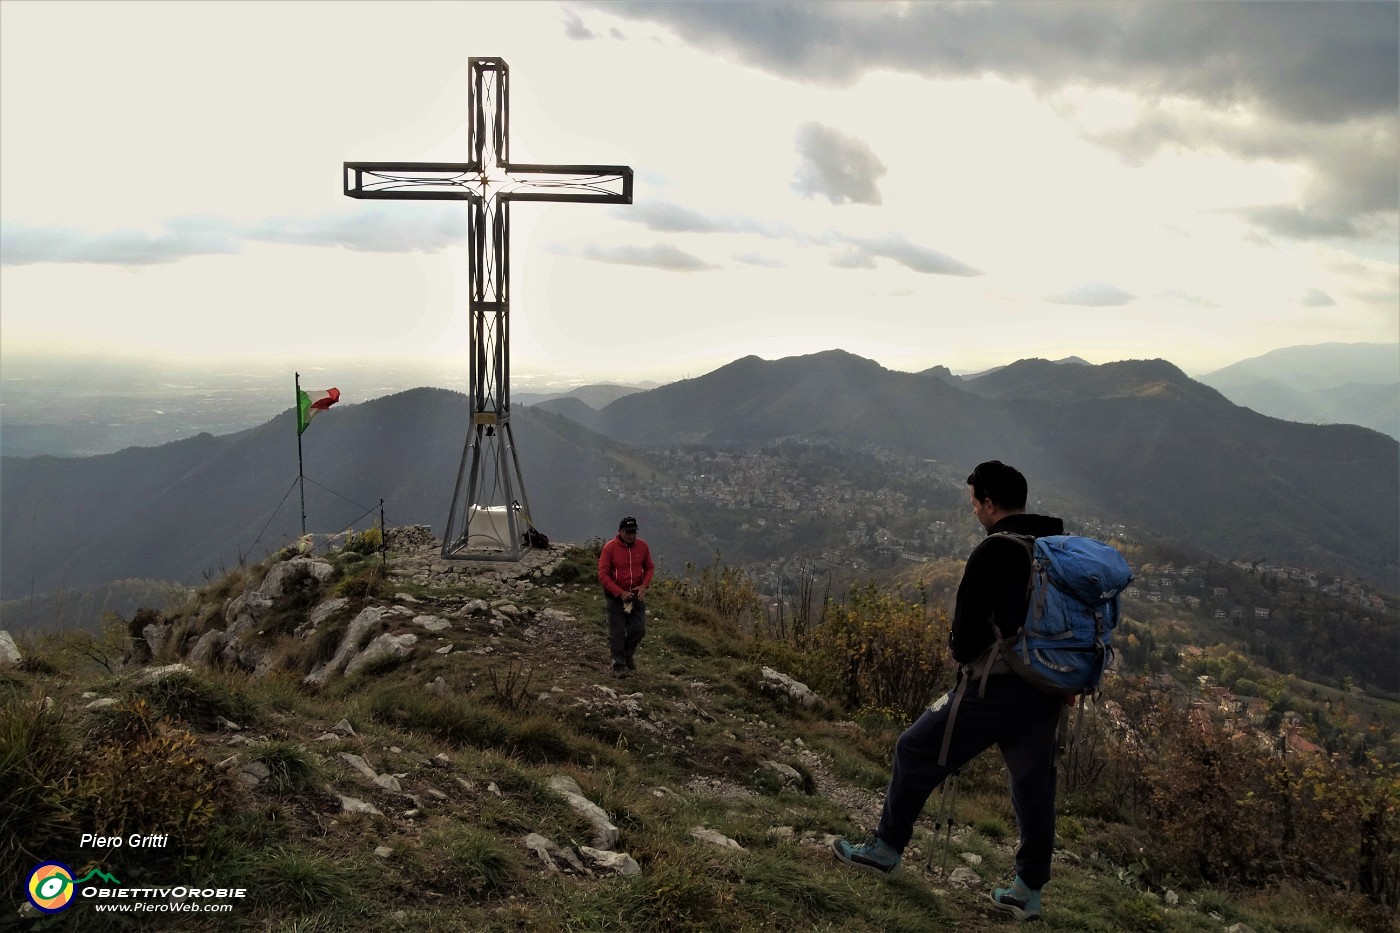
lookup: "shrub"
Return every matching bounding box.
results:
[547,542,602,585]
[342,526,383,556]
[61,724,231,853]
[336,566,389,602]
[126,669,255,730]
[428,824,520,899]
[243,847,360,911]
[485,662,535,713]
[804,583,952,721]
[249,741,322,795]
[366,687,511,749]
[0,693,75,891]
[676,552,763,626]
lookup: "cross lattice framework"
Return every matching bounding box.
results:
[345,57,633,560]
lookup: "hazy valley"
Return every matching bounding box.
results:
[2,344,1396,697]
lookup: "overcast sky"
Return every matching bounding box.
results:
[2,0,1396,386]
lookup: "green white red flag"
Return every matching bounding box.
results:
[296,387,340,435]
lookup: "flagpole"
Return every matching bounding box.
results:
[296,372,306,538]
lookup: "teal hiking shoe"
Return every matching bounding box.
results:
[990,876,1042,921]
[831,834,901,876]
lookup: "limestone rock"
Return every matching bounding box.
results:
[224,591,273,638]
[299,597,349,637]
[340,753,379,781]
[141,623,172,660]
[344,632,418,677]
[412,614,452,633]
[690,826,743,849]
[549,775,619,850]
[524,833,562,872]
[760,666,818,708]
[304,607,388,687]
[138,663,192,684]
[762,760,804,789]
[0,631,21,666]
[333,792,383,817]
[236,761,270,787]
[188,630,229,666]
[579,846,640,877]
[258,558,335,600]
[948,866,981,887]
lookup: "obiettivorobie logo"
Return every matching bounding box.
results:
[25,863,122,914]
[25,860,247,916]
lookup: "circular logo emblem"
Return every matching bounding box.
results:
[26,862,76,913]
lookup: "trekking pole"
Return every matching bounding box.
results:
[928,770,961,874]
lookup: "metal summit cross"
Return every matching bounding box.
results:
[345,57,632,561]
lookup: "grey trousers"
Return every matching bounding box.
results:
[605,594,646,667]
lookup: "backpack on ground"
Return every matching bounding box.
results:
[993,533,1134,696]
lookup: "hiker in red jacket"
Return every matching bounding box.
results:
[597,516,655,678]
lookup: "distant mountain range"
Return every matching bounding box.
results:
[3,351,1396,617]
[515,384,645,409]
[1,394,678,604]
[1198,342,1398,440]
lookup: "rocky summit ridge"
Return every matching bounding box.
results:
[3,529,1385,932]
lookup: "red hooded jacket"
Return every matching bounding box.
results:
[598,535,655,598]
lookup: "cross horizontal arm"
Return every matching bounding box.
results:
[344,162,632,203]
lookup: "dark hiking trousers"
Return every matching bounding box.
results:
[605,595,646,668]
[875,673,1062,890]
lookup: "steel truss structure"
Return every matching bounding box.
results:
[345,58,633,560]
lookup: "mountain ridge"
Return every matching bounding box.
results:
[3,352,1395,611]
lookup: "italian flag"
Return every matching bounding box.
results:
[297,386,340,435]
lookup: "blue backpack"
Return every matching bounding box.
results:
[992,533,1134,696]
[937,532,1133,766]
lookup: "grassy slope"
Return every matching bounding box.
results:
[2,545,1385,933]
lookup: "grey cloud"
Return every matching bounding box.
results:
[595,1,1398,237]
[734,251,784,268]
[1097,103,1397,238]
[0,217,241,266]
[833,234,980,277]
[1,207,470,266]
[578,242,719,271]
[1301,288,1336,308]
[248,206,467,253]
[1045,283,1137,307]
[1161,290,1219,308]
[596,2,1397,123]
[623,201,756,234]
[612,200,976,275]
[1238,205,1362,240]
[793,122,886,206]
[562,9,597,41]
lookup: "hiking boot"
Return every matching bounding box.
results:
[611,664,629,679]
[831,834,900,876]
[990,876,1042,921]
[624,655,637,671]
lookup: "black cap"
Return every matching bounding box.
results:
[619,516,638,532]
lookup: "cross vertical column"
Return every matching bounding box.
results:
[344,57,633,559]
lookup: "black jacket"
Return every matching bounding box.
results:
[950,512,1065,664]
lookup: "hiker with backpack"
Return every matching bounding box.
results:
[833,460,1131,922]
